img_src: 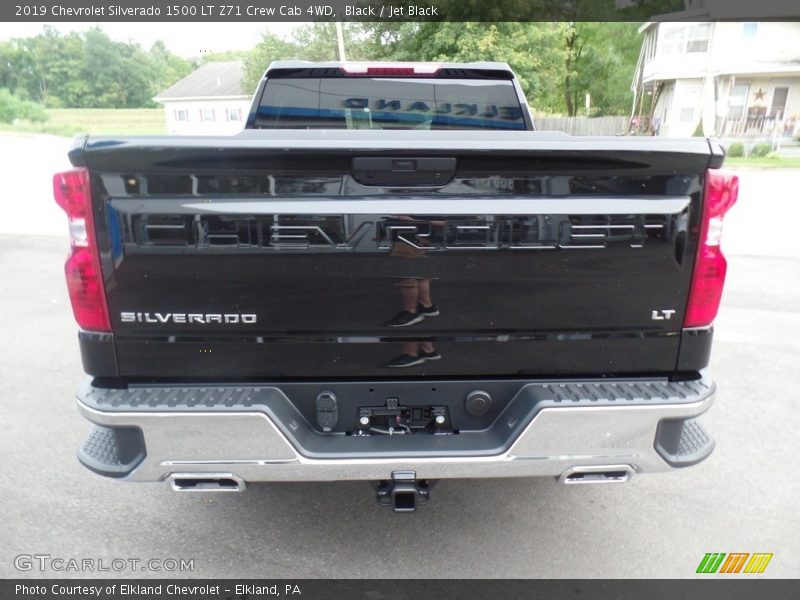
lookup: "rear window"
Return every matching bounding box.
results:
[254,77,526,130]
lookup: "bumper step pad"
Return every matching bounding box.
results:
[655,418,715,467]
[78,425,146,478]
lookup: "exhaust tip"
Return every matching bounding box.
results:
[558,465,635,485]
[167,473,246,492]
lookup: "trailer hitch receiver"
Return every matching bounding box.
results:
[373,471,434,513]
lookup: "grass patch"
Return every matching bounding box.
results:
[724,156,800,169]
[0,108,166,136]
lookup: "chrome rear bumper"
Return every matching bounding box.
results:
[76,375,716,484]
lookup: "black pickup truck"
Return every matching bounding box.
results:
[56,61,738,511]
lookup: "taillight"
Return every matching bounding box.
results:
[340,63,441,77]
[683,169,739,328]
[54,168,111,331]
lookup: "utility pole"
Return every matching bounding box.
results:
[335,22,346,61]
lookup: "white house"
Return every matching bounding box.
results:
[154,61,251,135]
[631,21,800,138]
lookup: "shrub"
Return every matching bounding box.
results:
[750,143,772,158]
[727,142,744,157]
[765,151,780,159]
[0,89,49,124]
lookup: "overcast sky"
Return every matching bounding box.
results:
[0,22,301,57]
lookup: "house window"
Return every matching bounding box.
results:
[175,109,188,122]
[742,22,758,39]
[686,23,710,53]
[226,108,242,122]
[728,84,749,120]
[678,85,700,124]
[659,23,710,54]
[770,87,789,119]
[200,109,215,122]
[661,26,684,54]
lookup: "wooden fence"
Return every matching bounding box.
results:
[533,115,629,136]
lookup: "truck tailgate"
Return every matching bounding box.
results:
[72,131,718,379]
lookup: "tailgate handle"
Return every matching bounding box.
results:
[352,157,456,186]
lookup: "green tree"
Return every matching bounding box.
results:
[11,27,86,106]
[358,22,563,103]
[0,88,48,123]
[148,40,193,99]
[243,31,298,93]
[561,22,641,116]
[357,21,641,116]
[0,41,24,92]
[80,28,150,107]
[2,22,643,114]
[0,27,198,108]
[243,23,370,93]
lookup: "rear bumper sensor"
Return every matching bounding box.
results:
[75,373,715,483]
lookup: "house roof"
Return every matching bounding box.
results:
[154,61,247,101]
[639,0,799,22]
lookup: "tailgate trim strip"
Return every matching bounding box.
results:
[176,196,691,216]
